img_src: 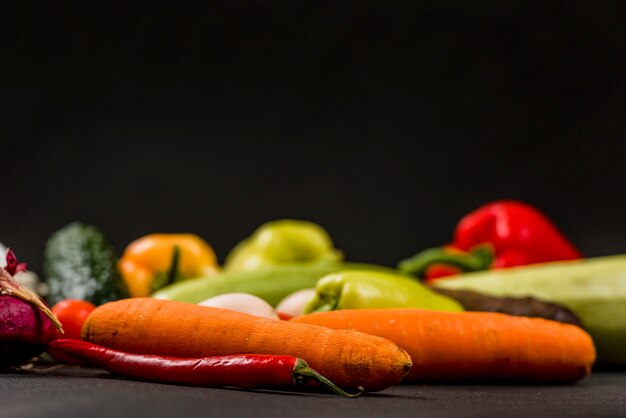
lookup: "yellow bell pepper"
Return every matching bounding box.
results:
[119,234,219,297]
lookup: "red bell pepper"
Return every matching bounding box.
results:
[398,200,582,281]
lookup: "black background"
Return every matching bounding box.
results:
[2,1,624,275]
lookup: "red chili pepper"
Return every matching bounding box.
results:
[47,339,362,397]
[399,200,582,281]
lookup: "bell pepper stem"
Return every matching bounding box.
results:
[151,246,181,292]
[310,302,336,313]
[305,290,341,314]
[166,246,181,285]
[398,245,493,278]
[292,358,364,397]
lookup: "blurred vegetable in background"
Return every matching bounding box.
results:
[224,220,342,272]
[399,200,582,281]
[0,242,48,296]
[45,223,128,306]
[119,233,219,297]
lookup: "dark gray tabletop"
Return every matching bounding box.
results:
[2,366,625,418]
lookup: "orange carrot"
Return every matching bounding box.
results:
[81,298,412,392]
[291,309,596,382]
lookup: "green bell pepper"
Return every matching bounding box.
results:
[305,270,464,313]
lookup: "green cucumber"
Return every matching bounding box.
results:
[152,262,401,306]
[434,254,626,366]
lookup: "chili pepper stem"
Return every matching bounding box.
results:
[292,358,363,398]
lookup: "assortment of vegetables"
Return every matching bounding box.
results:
[81,298,413,392]
[1,200,624,397]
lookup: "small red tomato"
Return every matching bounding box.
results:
[51,299,96,340]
